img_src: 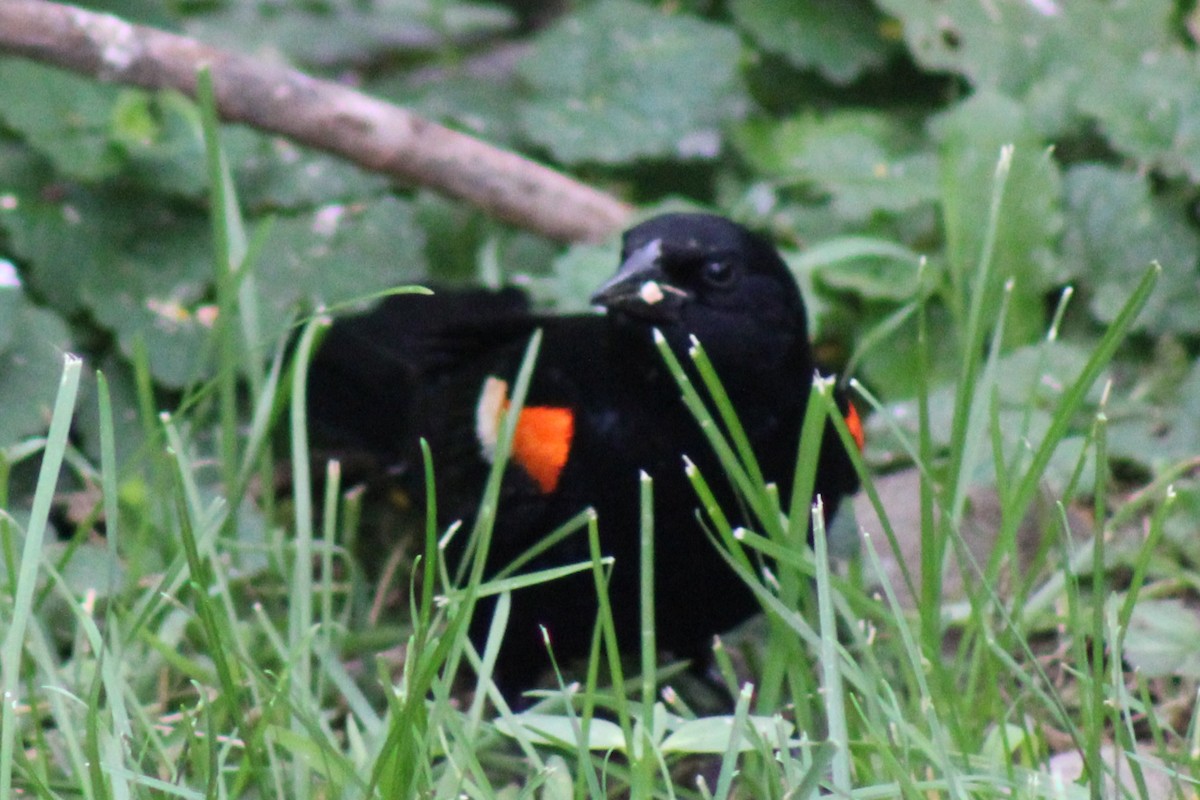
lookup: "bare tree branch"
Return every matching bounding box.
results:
[0,0,633,242]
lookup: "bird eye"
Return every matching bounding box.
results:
[702,260,735,288]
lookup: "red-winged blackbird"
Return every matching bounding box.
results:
[307,213,862,695]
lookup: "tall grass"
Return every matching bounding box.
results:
[0,97,1193,800]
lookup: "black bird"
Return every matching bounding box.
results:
[306,213,862,695]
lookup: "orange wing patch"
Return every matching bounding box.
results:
[512,406,574,493]
[844,401,865,452]
[476,377,575,494]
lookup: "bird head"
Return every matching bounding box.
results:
[591,213,810,371]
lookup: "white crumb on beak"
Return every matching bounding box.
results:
[475,376,508,462]
[639,280,665,305]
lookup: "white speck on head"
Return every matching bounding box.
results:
[475,376,509,462]
[639,280,664,305]
[0,194,17,211]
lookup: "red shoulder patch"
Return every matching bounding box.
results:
[476,377,575,494]
[844,401,865,452]
[512,406,574,493]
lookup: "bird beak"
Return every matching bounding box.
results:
[590,238,688,321]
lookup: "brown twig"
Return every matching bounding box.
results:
[0,0,633,242]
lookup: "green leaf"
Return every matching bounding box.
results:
[877,0,1064,94]
[268,725,365,786]
[373,70,524,150]
[84,211,215,389]
[0,60,122,180]
[184,0,516,68]
[795,236,923,301]
[1121,599,1200,679]
[114,90,210,197]
[1061,165,1200,335]
[734,112,939,221]
[1075,49,1200,181]
[730,0,891,85]
[1163,487,1200,568]
[254,196,428,338]
[660,714,792,754]
[980,723,1037,767]
[3,163,420,388]
[493,713,626,751]
[1109,359,1200,473]
[0,178,140,314]
[879,0,1186,151]
[540,755,573,800]
[119,89,387,208]
[518,1,745,164]
[110,90,162,150]
[234,133,390,212]
[47,540,128,599]
[876,0,1172,98]
[0,292,75,448]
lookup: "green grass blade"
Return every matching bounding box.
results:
[688,337,766,490]
[493,508,594,581]
[233,329,290,501]
[638,471,656,781]
[196,68,246,500]
[859,526,966,798]
[812,500,851,793]
[585,513,634,752]
[288,314,328,800]
[785,377,833,546]
[0,354,81,800]
[944,145,1013,534]
[318,459,340,675]
[653,330,776,534]
[711,683,753,800]
[168,468,241,713]
[96,371,121,598]
[1000,263,1159,546]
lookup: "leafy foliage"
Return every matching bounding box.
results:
[730,0,893,85]
[517,0,745,164]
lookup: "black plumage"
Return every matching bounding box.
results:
[307,213,860,695]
